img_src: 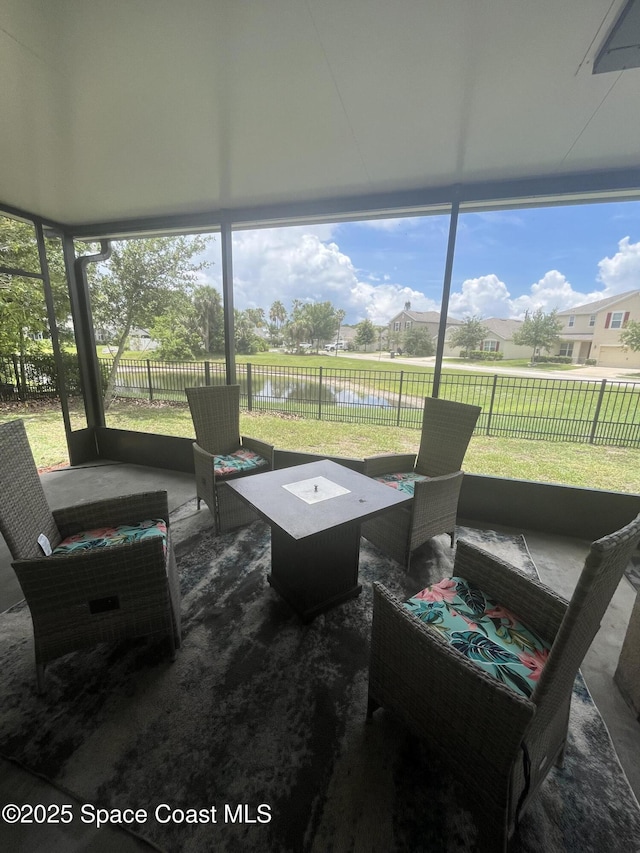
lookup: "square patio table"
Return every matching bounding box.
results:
[228,458,411,621]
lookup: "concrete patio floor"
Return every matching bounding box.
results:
[1,461,639,850]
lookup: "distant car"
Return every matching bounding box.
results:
[324,342,345,351]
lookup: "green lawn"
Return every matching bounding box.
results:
[97,352,640,442]
[2,399,639,494]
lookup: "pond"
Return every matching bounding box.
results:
[256,378,391,408]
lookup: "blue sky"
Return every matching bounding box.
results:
[202,199,640,326]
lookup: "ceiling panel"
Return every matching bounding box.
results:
[1,0,639,228]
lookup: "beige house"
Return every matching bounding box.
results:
[556,290,640,368]
[442,318,529,359]
[388,310,462,349]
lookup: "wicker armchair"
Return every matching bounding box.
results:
[185,384,274,534]
[367,513,640,852]
[0,419,181,692]
[361,396,481,567]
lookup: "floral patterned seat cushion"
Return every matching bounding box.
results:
[404,576,551,698]
[374,471,428,497]
[53,519,167,555]
[214,448,270,478]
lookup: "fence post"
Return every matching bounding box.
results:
[486,374,498,435]
[589,379,607,444]
[247,362,253,411]
[396,371,404,426]
[146,360,154,402]
[318,367,323,419]
[11,354,24,401]
[204,361,211,386]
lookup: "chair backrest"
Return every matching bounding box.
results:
[185,384,242,456]
[533,512,640,711]
[415,396,481,477]
[0,419,61,559]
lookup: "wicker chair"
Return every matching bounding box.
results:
[361,396,481,567]
[185,384,274,533]
[367,513,640,852]
[0,419,181,693]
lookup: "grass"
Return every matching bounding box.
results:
[2,399,639,494]
[99,352,640,440]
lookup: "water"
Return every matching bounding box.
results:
[257,378,391,408]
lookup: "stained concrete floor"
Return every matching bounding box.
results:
[1,461,639,851]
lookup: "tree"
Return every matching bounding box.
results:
[448,315,488,358]
[403,327,435,357]
[301,301,340,351]
[149,292,202,360]
[268,300,287,346]
[0,216,71,356]
[284,300,311,351]
[234,309,267,354]
[193,285,224,354]
[375,325,388,359]
[332,309,346,354]
[355,319,376,351]
[90,235,210,406]
[620,319,640,352]
[512,309,563,364]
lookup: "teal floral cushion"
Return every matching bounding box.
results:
[375,471,428,496]
[404,576,550,698]
[214,448,269,478]
[53,519,167,555]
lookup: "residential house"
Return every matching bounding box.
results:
[555,290,640,368]
[388,310,462,349]
[442,317,529,359]
[129,328,160,352]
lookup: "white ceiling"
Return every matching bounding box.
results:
[1,0,640,230]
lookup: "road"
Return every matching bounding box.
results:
[334,352,640,382]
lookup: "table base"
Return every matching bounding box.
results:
[268,522,363,622]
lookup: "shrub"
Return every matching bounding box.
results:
[468,350,504,361]
[534,355,572,364]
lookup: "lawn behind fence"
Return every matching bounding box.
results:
[1,399,638,495]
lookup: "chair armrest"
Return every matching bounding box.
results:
[370,582,535,775]
[53,491,170,539]
[12,536,169,617]
[362,453,417,477]
[454,540,568,643]
[409,471,463,541]
[241,436,275,466]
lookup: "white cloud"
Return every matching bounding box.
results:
[349,282,438,325]
[449,274,512,318]
[597,236,640,295]
[511,270,588,317]
[201,226,640,327]
[201,224,437,326]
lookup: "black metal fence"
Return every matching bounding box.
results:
[3,355,639,448]
[103,358,640,448]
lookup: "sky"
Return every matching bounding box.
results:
[200,199,640,327]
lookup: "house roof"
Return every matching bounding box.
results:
[390,310,462,325]
[2,2,640,233]
[481,318,524,339]
[557,289,640,315]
